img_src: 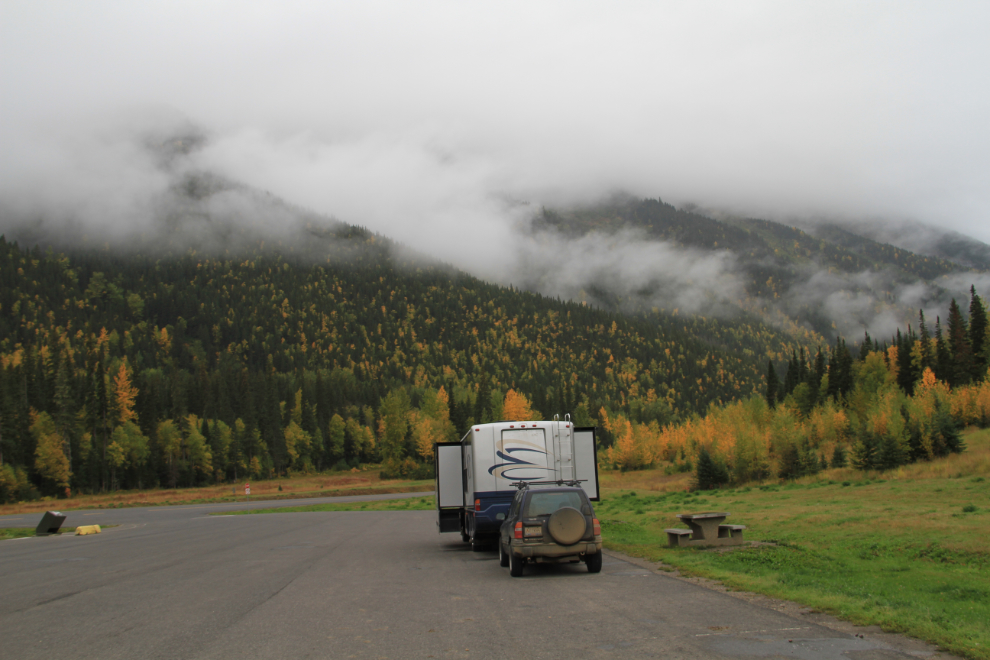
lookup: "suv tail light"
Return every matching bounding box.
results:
[593,518,601,536]
[514,522,523,540]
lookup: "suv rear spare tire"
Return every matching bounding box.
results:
[547,506,587,545]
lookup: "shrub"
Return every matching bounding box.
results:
[778,440,822,480]
[694,447,730,490]
[0,464,16,504]
[830,444,848,468]
[380,457,434,480]
[0,465,37,503]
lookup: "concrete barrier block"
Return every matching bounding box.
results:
[75,525,101,536]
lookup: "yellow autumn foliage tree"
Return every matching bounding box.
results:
[502,389,536,421]
[412,387,457,461]
[112,361,139,426]
[31,410,71,491]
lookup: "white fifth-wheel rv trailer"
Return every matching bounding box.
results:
[434,418,599,549]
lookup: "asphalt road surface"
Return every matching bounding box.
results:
[1,499,951,660]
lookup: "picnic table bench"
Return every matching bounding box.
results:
[665,511,746,547]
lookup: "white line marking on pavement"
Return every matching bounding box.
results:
[695,627,810,637]
[193,515,237,519]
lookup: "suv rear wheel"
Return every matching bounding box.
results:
[586,550,603,573]
[509,548,525,577]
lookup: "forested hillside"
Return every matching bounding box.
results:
[0,230,816,500]
[603,287,990,488]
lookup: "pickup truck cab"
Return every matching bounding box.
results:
[497,482,603,577]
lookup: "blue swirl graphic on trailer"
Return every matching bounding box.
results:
[489,436,550,480]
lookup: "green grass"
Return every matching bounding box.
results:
[1,527,41,540]
[0,526,113,539]
[219,495,436,515]
[597,430,990,660]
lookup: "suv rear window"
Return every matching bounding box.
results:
[524,491,586,517]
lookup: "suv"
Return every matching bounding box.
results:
[497,483,603,577]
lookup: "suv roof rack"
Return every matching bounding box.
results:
[510,479,587,490]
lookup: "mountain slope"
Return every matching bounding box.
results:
[525,196,987,341]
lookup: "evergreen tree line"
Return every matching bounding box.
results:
[0,235,815,500]
[697,290,990,488]
[767,286,988,408]
[604,287,989,488]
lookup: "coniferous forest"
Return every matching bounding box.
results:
[0,226,819,501]
[603,288,989,489]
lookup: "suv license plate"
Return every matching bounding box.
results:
[524,526,542,538]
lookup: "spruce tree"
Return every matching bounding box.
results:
[52,350,76,470]
[798,441,821,475]
[947,298,972,386]
[932,399,965,456]
[474,375,490,426]
[896,327,916,395]
[830,443,847,468]
[858,332,872,361]
[918,309,933,375]
[96,344,109,491]
[851,428,880,471]
[835,339,854,398]
[934,317,951,383]
[694,446,729,490]
[778,442,802,480]
[813,346,826,389]
[826,345,840,400]
[765,360,779,409]
[969,286,988,379]
[783,351,798,398]
[879,431,908,471]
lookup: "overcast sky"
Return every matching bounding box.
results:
[3,1,990,263]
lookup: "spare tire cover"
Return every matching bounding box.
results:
[548,507,587,546]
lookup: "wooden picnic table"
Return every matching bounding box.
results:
[665,511,746,547]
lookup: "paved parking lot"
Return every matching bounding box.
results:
[0,502,951,659]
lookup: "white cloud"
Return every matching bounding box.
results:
[3,2,990,248]
[2,1,990,338]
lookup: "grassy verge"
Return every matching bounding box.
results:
[1,527,44,540]
[219,495,436,514]
[0,525,118,540]
[0,471,433,515]
[598,428,990,660]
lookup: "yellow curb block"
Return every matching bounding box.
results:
[75,525,101,536]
